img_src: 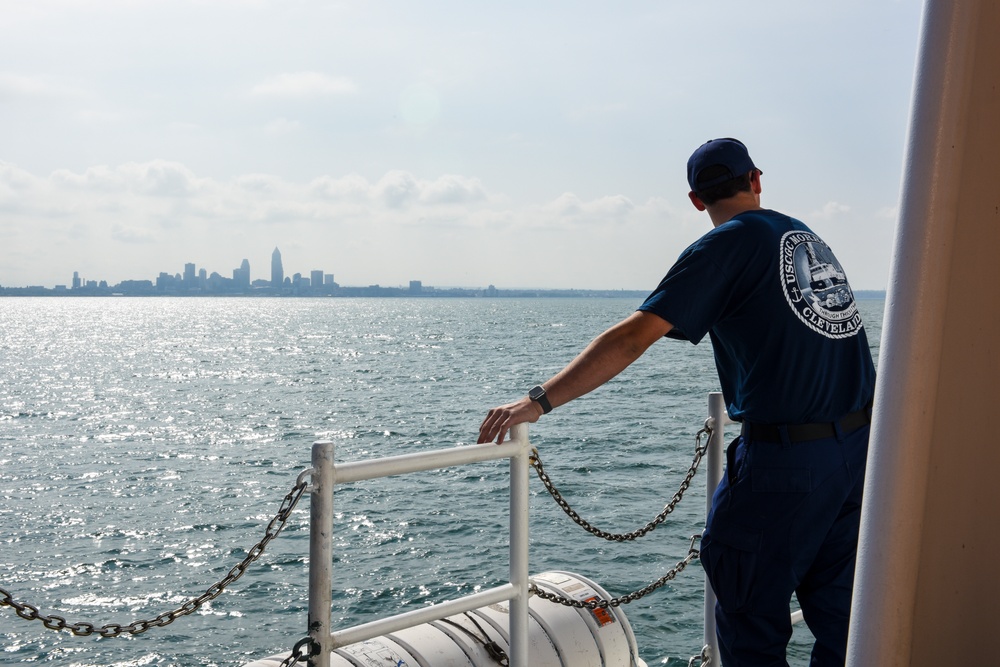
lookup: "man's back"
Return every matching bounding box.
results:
[638,208,875,424]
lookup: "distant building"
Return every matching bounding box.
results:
[183,263,197,289]
[271,248,284,288]
[409,280,423,295]
[118,280,154,294]
[311,270,324,289]
[72,271,81,290]
[157,272,176,291]
[234,259,251,289]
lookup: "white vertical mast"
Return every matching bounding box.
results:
[848,0,1000,664]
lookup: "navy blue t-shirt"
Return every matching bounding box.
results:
[638,209,876,424]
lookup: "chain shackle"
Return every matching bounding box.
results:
[278,637,320,667]
[688,644,712,667]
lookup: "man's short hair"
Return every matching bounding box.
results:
[694,166,753,205]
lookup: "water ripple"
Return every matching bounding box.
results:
[1,297,884,666]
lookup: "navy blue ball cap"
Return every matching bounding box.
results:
[687,138,760,191]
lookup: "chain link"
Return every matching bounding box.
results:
[530,424,711,542]
[529,533,701,608]
[688,644,712,667]
[278,637,320,667]
[0,468,312,638]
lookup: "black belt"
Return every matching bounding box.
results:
[740,403,872,443]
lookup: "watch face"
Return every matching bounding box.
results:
[529,385,545,400]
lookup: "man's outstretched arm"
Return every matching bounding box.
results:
[477,310,673,444]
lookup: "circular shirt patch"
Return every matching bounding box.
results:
[779,230,863,339]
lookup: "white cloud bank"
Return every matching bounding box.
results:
[250,72,358,98]
[0,160,694,291]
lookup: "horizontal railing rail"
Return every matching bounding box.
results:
[307,423,532,667]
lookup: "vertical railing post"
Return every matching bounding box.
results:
[507,423,531,667]
[309,441,335,667]
[704,392,727,665]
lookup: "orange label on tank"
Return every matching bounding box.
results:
[584,597,616,627]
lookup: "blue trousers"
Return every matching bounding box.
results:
[700,424,870,667]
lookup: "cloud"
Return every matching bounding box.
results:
[0,73,81,100]
[48,161,204,198]
[120,161,204,197]
[544,193,584,216]
[418,175,486,205]
[250,72,357,98]
[0,162,40,198]
[309,173,371,201]
[50,165,123,191]
[375,170,419,208]
[234,173,288,193]
[304,172,490,209]
[811,201,852,220]
[111,223,157,244]
[877,205,899,220]
[542,193,635,223]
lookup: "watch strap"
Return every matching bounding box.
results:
[529,385,552,414]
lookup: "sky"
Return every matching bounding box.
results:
[0,0,924,291]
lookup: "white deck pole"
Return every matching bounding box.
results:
[508,423,531,667]
[704,392,727,665]
[309,441,335,667]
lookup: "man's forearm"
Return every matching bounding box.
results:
[544,318,661,409]
[477,310,672,444]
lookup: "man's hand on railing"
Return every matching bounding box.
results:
[478,397,542,444]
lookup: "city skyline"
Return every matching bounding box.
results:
[47,245,342,294]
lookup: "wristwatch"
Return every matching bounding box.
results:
[528,385,552,414]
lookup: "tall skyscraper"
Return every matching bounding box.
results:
[271,247,284,288]
[234,258,251,289]
[183,263,196,289]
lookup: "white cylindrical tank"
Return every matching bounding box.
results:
[244,571,647,667]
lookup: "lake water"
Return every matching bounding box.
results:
[0,296,883,666]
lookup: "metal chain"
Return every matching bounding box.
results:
[530,423,712,542]
[0,468,313,638]
[439,614,510,666]
[688,644,712,667]
[278,636,320,667]
[528,533,701,609]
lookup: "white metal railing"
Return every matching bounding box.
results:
[704,392,730,664]
[306,423,532,667]
[303,393,779,667]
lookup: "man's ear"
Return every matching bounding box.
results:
[751,169,762,195]
[688,191,707,212]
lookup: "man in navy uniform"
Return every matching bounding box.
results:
[479,138,876,666]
